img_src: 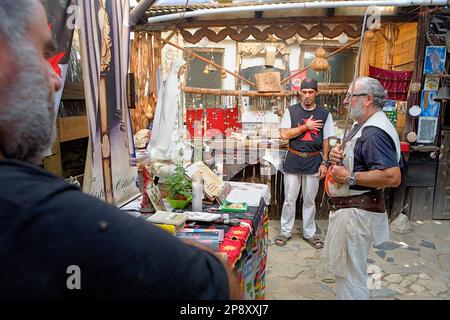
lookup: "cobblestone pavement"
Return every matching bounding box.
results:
[266,219,450,300]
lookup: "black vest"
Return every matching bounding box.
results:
[284,103,329,174]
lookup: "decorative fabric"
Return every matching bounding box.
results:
[368,65,413,101]
[186,109,205,137]
[186,107,241,138]
[219,238,242,266]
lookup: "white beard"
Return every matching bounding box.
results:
[0,43,55,164]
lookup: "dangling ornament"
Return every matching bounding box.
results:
[203,63,210,75]
[311,47,330,72]
[145,112,153,120]
[145,105,153,120]
[410,82,421,93]
[221,69,227,79]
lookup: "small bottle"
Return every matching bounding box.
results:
[192,171,204,212]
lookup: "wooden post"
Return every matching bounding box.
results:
[43,121,63,177]
[359,35,377,77]
[407,9,430,134]
[98,75,114,204]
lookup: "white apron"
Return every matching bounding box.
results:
[325,111,400,197]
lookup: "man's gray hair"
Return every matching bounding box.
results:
[0,0,39,43]
[357,77,388,110]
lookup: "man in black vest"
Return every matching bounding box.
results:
[275,78,335,248]
[0,0,239,299]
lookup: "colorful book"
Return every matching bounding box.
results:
[176,228,222,251]
[152,223,184,235]
[144,211,188,226]
[178,228,224,241]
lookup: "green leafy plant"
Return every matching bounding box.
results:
[165,163,192,200]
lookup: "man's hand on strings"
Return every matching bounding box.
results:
[329,143,344,165]
[330,165,350,185]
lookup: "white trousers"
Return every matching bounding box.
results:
[333,209,390,300]
[280,173,319,239]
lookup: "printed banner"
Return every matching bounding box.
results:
[78,0,138,206]
[290,69,307,91]
[44,0,75,113]
[43,0,75,156]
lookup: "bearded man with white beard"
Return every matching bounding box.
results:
[323,77,402,300]
[0,0,239,300]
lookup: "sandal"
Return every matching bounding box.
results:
[303,235,324,249]
[275,233,291,247]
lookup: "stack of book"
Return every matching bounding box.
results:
[142,211,188,235]
[176,228,224,251]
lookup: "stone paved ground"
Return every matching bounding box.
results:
[266,219,450,300]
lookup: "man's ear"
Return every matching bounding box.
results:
[366,94,374,108]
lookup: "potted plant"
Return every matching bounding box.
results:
[165,163,192,209]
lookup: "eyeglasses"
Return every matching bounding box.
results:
[345,92,370,98]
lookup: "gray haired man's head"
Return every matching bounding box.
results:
[0,0,61,164]
[355,77,388,110]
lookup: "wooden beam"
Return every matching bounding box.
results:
[132,15,419,31]
[59,116,89,143]
[43,121,63,177]
[182,86,347,97]
[62,82,85,100]
[255,11,263,19]
[161,29,177,48]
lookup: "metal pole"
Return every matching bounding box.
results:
[130,0,158,27]
[147,0,449,24]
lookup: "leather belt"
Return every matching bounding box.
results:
[288,147,320,158]
[328,189,385,213]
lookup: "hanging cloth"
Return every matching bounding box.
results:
[369,65,413,101]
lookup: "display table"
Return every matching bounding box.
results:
[120,182,270,300]
[226,197,268,300]
[181,182,269,300]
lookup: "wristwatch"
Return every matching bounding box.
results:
[348,172,356,186]
[321,160,329,167]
